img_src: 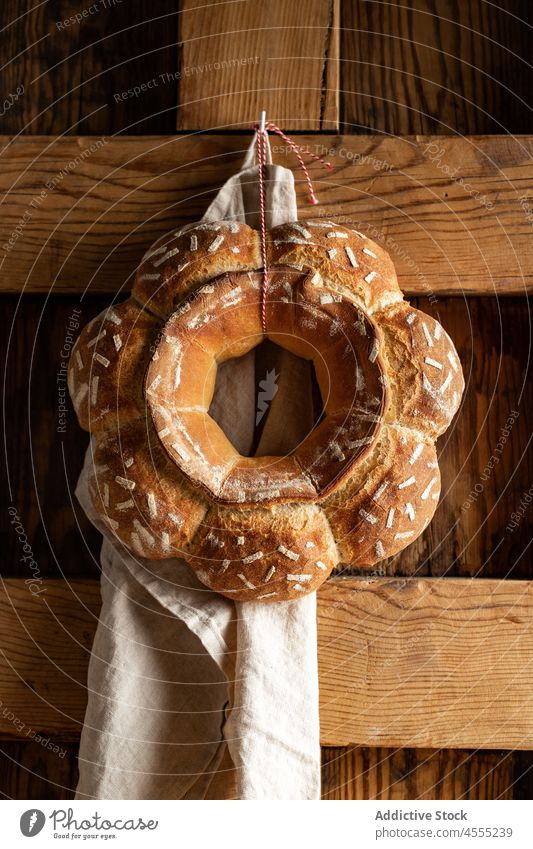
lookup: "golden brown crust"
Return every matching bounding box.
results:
[144,265,388,505]
[323,425,440,566]
[132,221,261,318]
[218,455,317,503]
[68,301,161,436]
[186,503,337,602]
[266,220,402,313]
[88,418,207,557]
[70,218,465,602]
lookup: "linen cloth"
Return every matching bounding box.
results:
[75,134,321,800]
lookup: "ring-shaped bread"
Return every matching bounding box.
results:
[69,219,464,601]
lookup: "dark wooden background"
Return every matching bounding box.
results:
[1,0,532,799]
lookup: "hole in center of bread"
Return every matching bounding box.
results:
[208,339,324,458]
[144,266,387,504]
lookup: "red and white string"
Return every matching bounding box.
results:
[255,120,333,333]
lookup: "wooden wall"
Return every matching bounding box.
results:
[0,0,531,799]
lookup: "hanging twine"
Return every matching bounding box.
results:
[255,120,333,333]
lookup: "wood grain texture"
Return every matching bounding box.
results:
[0,134,531,295]
[176,0,339,131]
[1,576,533,750]
[2,0,532,803]
[321,747,513,800]
[0,579,100,741]
[0,296,104,580]
[341,0,533,135]
[361,297,533,582]
[0,743,78,800]
[0,1,179,135]
[318,577,533,749]
[337,0,533,803]
[0,742,516,800]
[1,296,530,583]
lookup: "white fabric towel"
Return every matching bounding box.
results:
[75,135,321,800]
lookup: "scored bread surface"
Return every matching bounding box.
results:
[69,219,464,601]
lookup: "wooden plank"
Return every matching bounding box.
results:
[338,0,533,803]
[0,0,82,135]
[318,577,533,749]
[360,296,533,582]
[0,742,516,800]
[0,742,515,800]
[0,579,99,741]
[176,0,339,131]
[341,1,533,135]
[0,743,78,800]
[512,751,533,799]
[0,296,104,580]
[0,134,531,295]
[0,1,179,135]
[321,747,513,800]
[2,0,529,805]
[1,577,533,750]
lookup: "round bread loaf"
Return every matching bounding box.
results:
[68,219,464,602]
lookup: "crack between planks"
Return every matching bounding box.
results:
[319,0,337,130]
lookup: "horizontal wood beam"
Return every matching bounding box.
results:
[0,135,531,295]
[318,577,533,749]
[1,576,532,749]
